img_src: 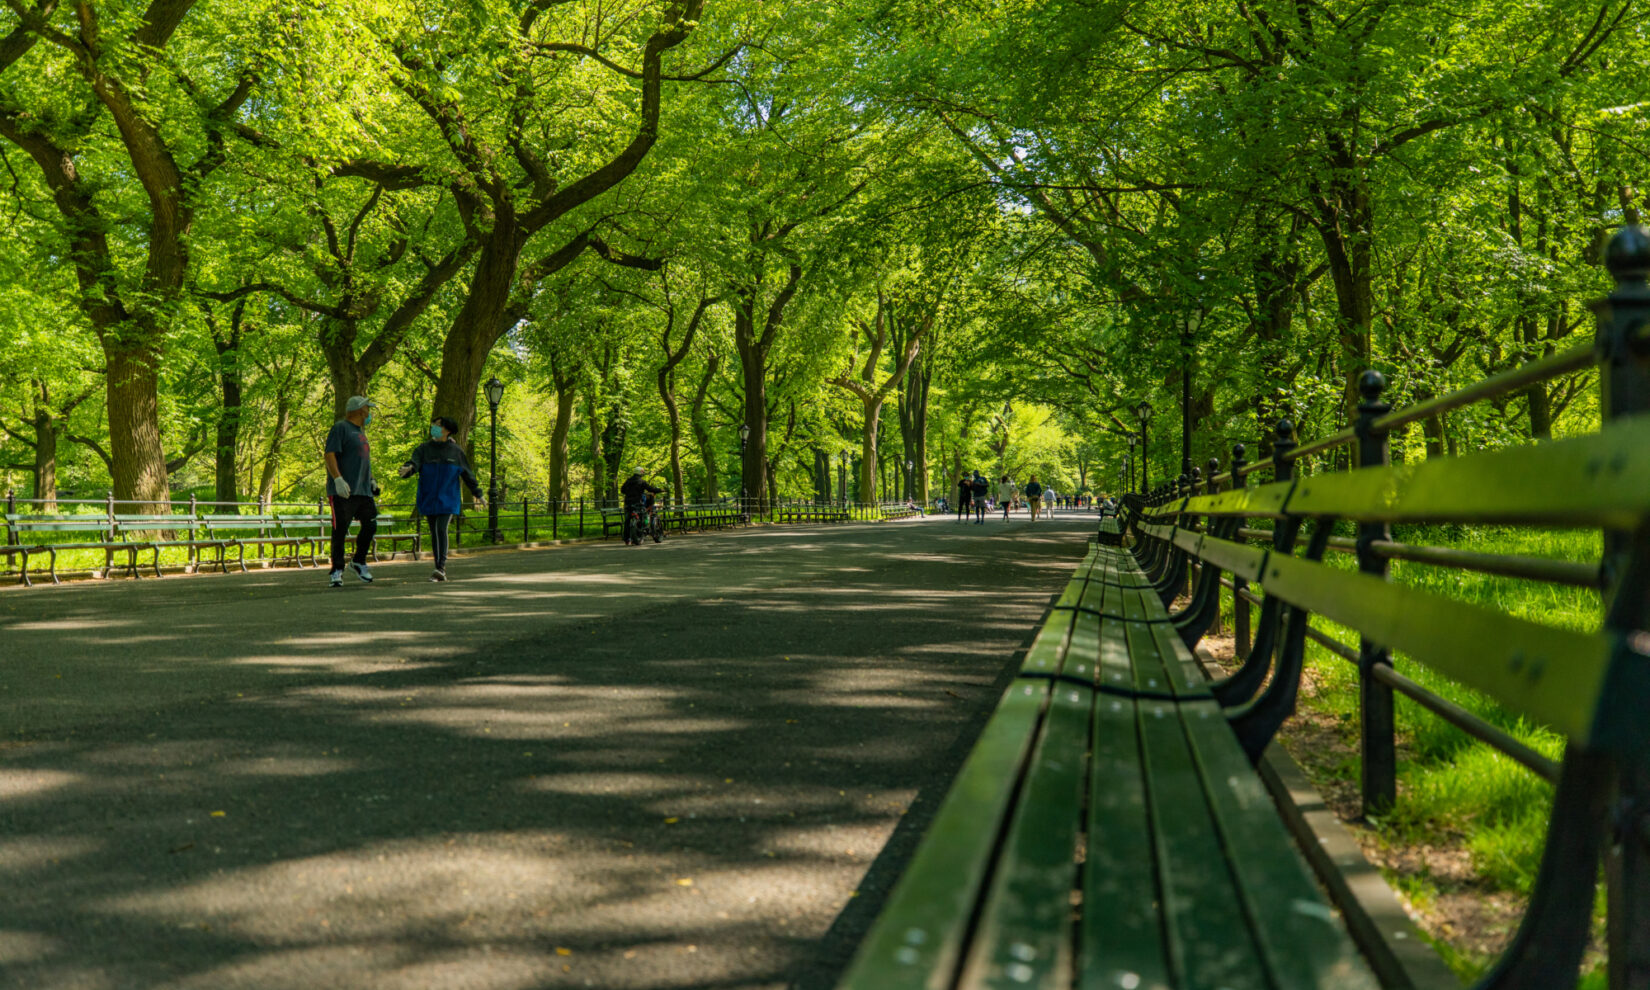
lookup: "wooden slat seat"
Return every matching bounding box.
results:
[836,539,1380,990]
[110,513,230,577]
[197,515,303,572]
[4,514,134,585]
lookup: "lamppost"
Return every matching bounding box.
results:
[1125,434,1137,494]
[839,449,848,506]
[905,458,914,501]
[484,376,504,543]
[1181,307,1203,478]
[1135,400,1153,492]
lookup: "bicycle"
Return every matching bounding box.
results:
[647,499,665,543]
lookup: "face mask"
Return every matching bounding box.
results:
[429,425,444,440]
[364,412,374,427]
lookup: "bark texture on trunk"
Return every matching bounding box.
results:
[690,352,720,501]
[549,386,576,509]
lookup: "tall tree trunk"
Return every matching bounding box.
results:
[586,393,605,504]
[662,370,685,505]
[549,386,576,509]
[321,320,373,419]
[738,339,768,506]
[690,352,720,501]
[857,397,882,502]
[257,395,294,507]
[31,409,57,511]
[212,303,246,507]
[433,226,524,444]
[1316,179,1375,422]
[105,341,169,509]
[601,411,626,500]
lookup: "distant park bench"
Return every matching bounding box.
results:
[878,502,923,521]
[3,506,419,585]
[776,503,850,524]
[836,231,1650,990]
[596,500,744,540]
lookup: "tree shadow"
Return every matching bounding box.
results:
[0,518,1089,989]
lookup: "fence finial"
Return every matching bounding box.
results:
[1358,369,1388,407]
[1605,224,1650,284]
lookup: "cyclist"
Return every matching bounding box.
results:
[619,467,662,546]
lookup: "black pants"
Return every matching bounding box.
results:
[956,497,971,521]
[427,513,452,568]
[329,495,378,570]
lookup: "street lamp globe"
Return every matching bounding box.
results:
[484,376,505,409]
[739,423,751,443]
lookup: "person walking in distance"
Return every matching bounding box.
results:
[324,396,380,587]
[955,473,973,522]
[399,416,483,582]
[1024,475,1045,521]
[970,471,989,524]
[997,474,1015,521]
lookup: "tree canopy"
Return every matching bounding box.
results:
[1,0,1642,510]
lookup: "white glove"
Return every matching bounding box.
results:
[332,476,352,498]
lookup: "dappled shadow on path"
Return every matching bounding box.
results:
[0,518,1090,990]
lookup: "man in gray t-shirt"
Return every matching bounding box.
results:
[323,396,380,585]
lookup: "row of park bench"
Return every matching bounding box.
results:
[595,501,749,538]
[1,511,419,586]
[591,499,923,536]
[2,497,931,586]
[836,228,1650,989]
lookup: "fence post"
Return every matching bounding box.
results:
[1353,371,1397,819]
[578,498,585,538]
[1594,224,1650,990]
[1229,444,1250,659]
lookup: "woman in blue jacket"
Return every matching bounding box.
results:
[399,417,484,582]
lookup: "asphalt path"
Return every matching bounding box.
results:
[0,512,1092,990]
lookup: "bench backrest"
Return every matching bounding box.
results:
[7,514,112,538]
[199,515,283,536]
[1177,418,1646,755]
[1130,227,1650,990]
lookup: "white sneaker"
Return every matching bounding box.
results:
[329,569,343,587]
[349,561,373,583]
[429,569,446,582]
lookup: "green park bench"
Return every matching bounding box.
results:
[836,237,1649,989]
[878,502,922,520]
[195,514,304,571]
[777,502,851,524]
[273,512,419,567]
[3,513,141,585]
[110,512,232,577]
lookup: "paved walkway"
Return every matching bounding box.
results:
[0,514,1093,990]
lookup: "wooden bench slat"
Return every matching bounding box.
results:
[1181,479,1294,518]
[1145,620,1214,699]
[1194,534,1268,582]
[1172,528,1202,555]
[957,680,1093,989]
[1174,696,1384,989]
[1263,551,1613,745]
[1282,415,1650,526]
[1081,616,1172,989]
[833,677,1056,989]
[1136,696,1273,988]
